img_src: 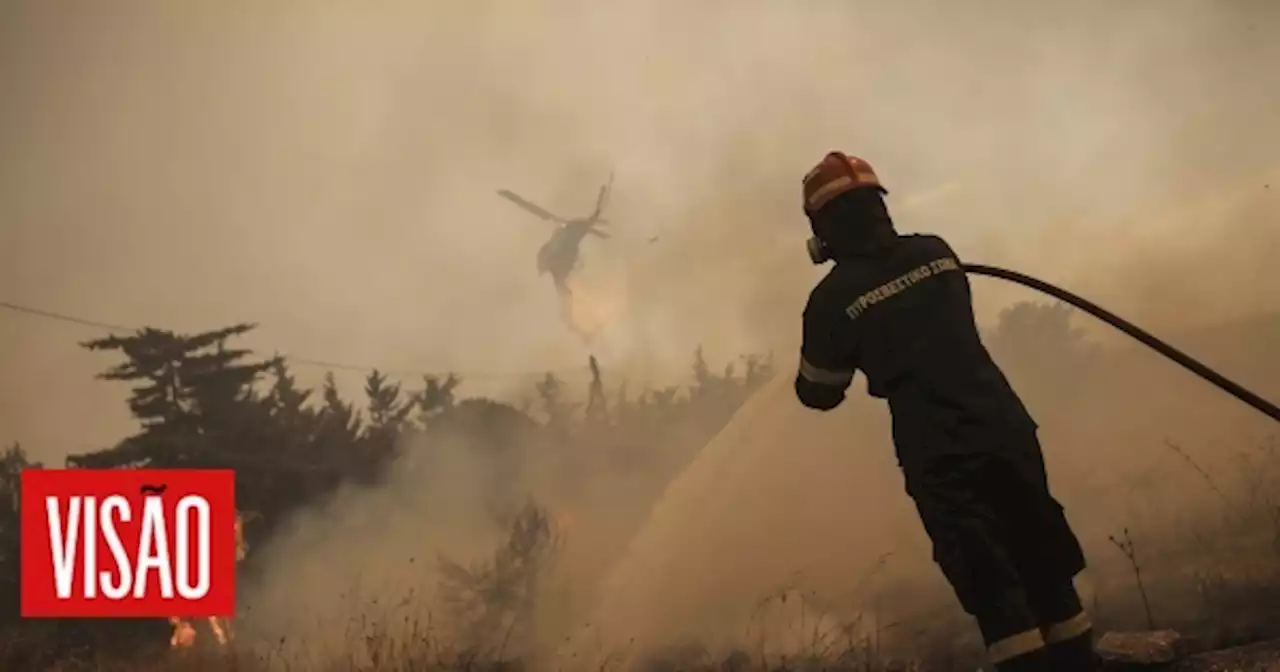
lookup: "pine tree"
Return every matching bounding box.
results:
[357,370,411,482]
[265,358,313,429]
[68,324,274,468]
[364,370,409,429]
[414,373,461,427]
[317,372,361,444]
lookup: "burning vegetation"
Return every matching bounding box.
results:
[166,513,246,652]
[0,322,774,669]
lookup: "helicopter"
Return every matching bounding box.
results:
[496,173,614,297]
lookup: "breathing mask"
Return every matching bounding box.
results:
[806,236,831,265]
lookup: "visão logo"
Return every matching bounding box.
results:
[21,469,237,618]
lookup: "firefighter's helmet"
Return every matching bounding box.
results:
[802,152,887,214]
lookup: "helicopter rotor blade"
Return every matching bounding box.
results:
[496,189,566,224]
[586,228,611,239]
[590,171,614,220]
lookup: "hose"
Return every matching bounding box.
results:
[962,263,1280,424]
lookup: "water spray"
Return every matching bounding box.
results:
[964,264,1280,424]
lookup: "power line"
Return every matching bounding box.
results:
[0,299,586,381]
[0,300,132,332]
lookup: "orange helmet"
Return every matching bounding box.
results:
[802,152,887,214]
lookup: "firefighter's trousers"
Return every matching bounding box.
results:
[902,435,1095,671]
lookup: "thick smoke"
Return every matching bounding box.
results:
[5,0,1278,458]
[2,0,1278,665]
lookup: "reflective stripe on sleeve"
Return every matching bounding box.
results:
[798,357,853,386]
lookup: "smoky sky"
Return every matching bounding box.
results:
[2,0,1278,462]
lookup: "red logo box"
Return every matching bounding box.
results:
[21,469,237,618]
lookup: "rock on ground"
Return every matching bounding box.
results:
[1173,638,1280,672]
[1096,630,1280,671]
[1098,630,1189,665]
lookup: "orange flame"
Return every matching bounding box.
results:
[168,617,197,649]
[167,513,246,650]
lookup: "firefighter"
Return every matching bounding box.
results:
[793,152,1095,671]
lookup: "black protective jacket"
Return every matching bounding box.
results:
[795,234,1036,465]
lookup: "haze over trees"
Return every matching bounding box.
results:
[0,318,774,668]
[0,300,1276,670]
